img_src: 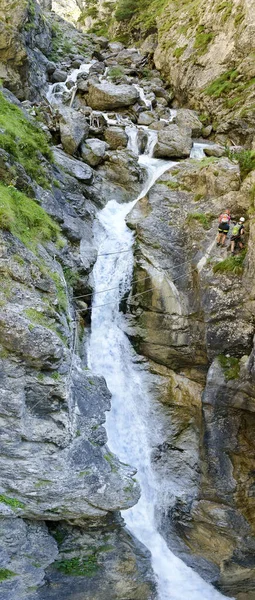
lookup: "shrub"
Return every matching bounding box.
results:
[107,66,125,81]
[186,212,214,229]
[218,354,240,380]
[213,250,246,274]
[115,0,138,21]
[227,149,255,180]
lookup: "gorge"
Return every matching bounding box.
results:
[0,1,255,600]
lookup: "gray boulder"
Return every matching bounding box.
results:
[53,148,93,182]
[174,109,203,138]
[204,144,226,158]
[137,112,155,126]
[81,138,109,167]
[51,69,67,83]
[59,106,89,155]
[153,124,192,158]
[86,81,139,111]
[108,42,124,53]
[104,126,128,150]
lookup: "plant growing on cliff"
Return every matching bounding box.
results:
[186,212,214,229]
[0,494,25,509]
[0,92,52,188]
[0,568,17,581]
[218,354,240,380]
[0,183,60,248]
[56,555,99,577]
[226,149,255,180]
[108,66,125,82]
[213,249,247,275]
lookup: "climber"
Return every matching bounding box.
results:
[230,217,245,255]
[216,209,231,247]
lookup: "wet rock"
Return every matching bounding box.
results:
[153,124,192,158]
[59,107,90,155]
[81,138,109,167]
[51,69,68,83]
[104,126,128,150]
[86,81,139,111]
[137,112,155,126]
[53,148,93,182]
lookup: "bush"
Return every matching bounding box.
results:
[115,0,138,21]
[218,354,240,380]
[213,250,246,275]
[227,149,255,180]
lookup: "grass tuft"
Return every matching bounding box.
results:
[0,568,17,581]
[186,212,214,229]
[213,250,246,274]
[56,556,98,577]
[0,494,25,509]
[218,354,240,380]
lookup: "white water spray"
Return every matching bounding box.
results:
[88,129,234,600]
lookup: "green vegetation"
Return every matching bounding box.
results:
[56,555,98,577]
[226,149,255,180]
[218,354,240,380]
[0,183,60,249]
[213,250,246,275]
[115,0,138,21]
[104,452,117,472]
[0,494,25,509]
[25,308,67,343]
[107,66,125,81]
[63,267,80,288]
[173,45,187,59]
[0,568,17,582]
[204,69,239,98]
[0,92,52,188]
[194,27,214,55]
[186,212,214,229]
[194,192,204,202]
[50,22,75,61]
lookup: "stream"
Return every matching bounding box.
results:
[47,62,232,599]
[87,132,232,600]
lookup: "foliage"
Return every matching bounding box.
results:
[213,250,247,274]
[226,149,255,180]
[204,69,239,98]
[0,568,16,582]
[186,212,214,229]
[115,0,138,21]
[218,354,240,380]
[173,46,187,59]
[0,183,60,249]
[0,494,25,509]
[107,66,125,81]
[56,555,98,577]
[0,92,52,188]
[194,28,214,54]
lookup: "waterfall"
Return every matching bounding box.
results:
[87,128,233,600]
[46,62,94,105]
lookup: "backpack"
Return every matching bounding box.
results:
[220,213,230,223]
[232,223,241,236]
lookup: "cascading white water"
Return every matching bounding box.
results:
[88,129,234,600]
[190,141,212,159]
[46,62,94,104]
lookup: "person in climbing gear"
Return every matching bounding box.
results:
[230,217,245,255]
[217,209,231,247]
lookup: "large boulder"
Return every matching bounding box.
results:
[104,126,128,150]
[137,112,155,126]
[53,148,93,183]
[86,81,139,111]
[59,107,89,155]
[153,124,192,158]
[174,109,203,138]
[80,138,109,167]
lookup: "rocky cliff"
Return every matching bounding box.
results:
[0,0,255,599]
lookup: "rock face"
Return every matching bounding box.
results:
[126,156,255,597]
[153,125,192,158]
[86,81,140,110]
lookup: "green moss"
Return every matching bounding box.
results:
[186,212,214,229]
[218,354,240,380]
[50,272,68,313]
[107,66,125,81]
[194,192,204,202]
[0,92,52,188]
[51,372,60,380]
[213,250,246,274]
[0,494,25,509]
[24,308,67,344]
[173,45,187,59]
[194,30,214,54]
[104,452,117,472]
[34,479,52,488]
[0,183,60,249]
[204,69,239,98]
[56,555,98,577]
[0,568,17,581]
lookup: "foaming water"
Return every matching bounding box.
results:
[87,128,234,600]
